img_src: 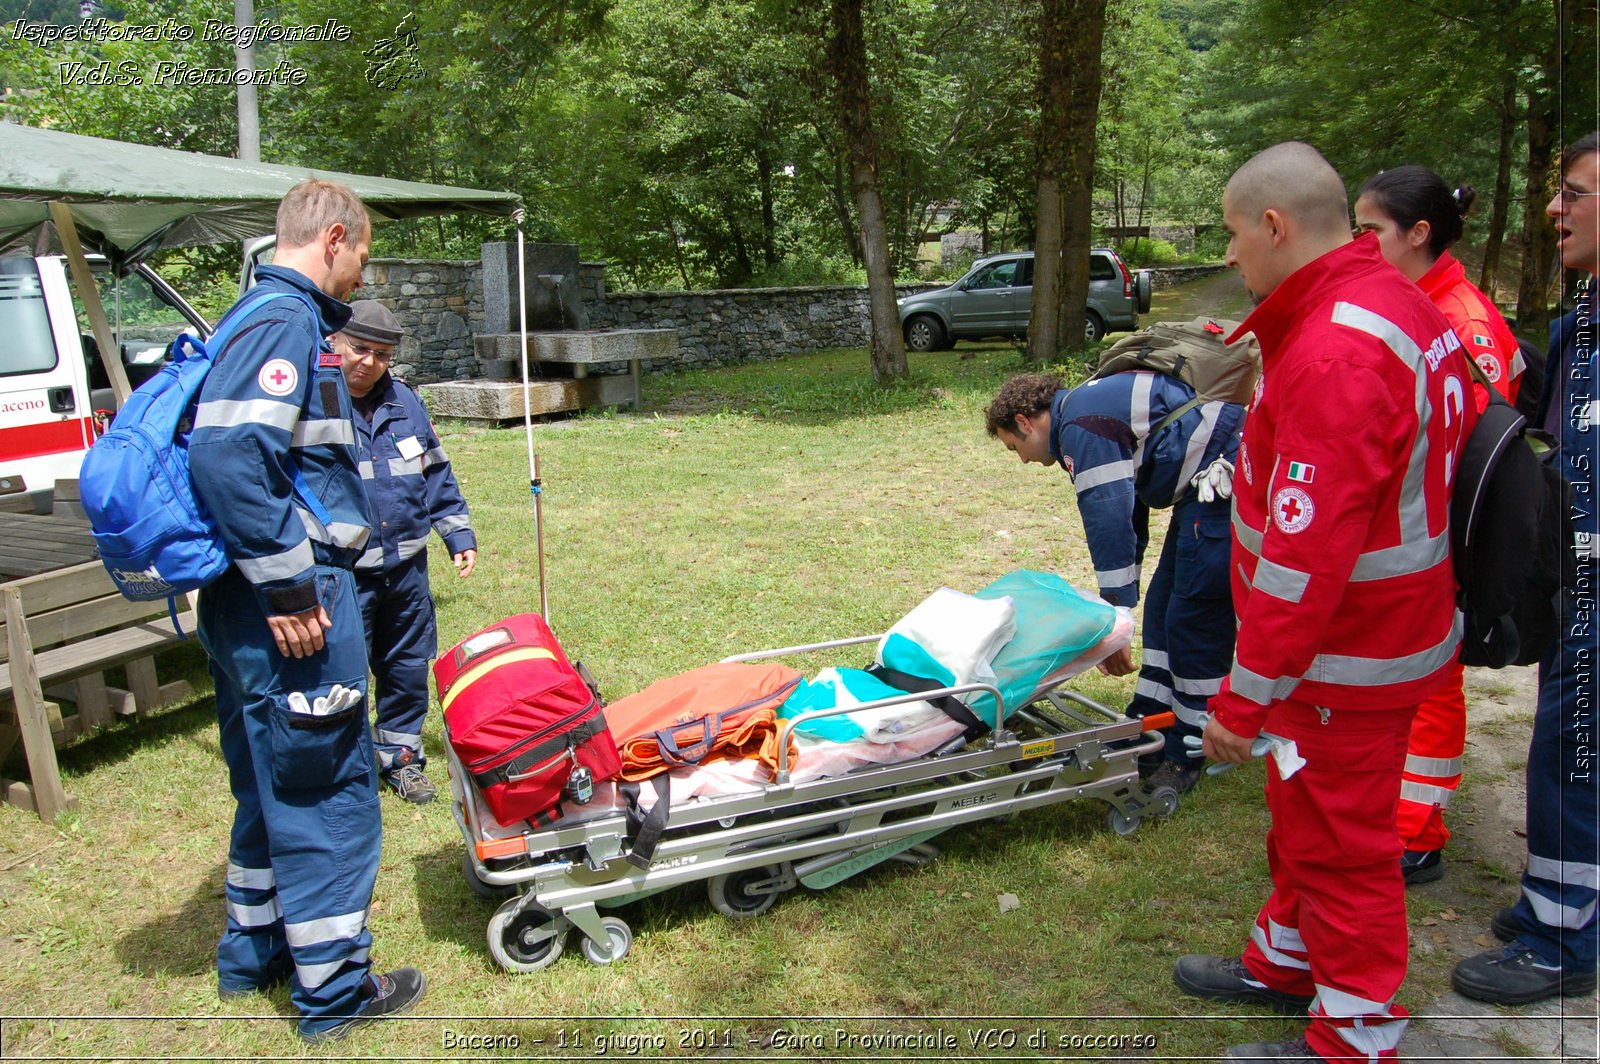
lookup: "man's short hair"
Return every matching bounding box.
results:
[1227,141,1350,237]
[1564,131,1600,172]
[985,374,1062,436]
[276,179,370,249]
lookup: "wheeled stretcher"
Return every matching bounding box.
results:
[447,624,1180,972]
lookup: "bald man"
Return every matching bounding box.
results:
[1172,143,1475,1062]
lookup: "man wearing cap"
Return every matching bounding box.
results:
[333,300,478,804]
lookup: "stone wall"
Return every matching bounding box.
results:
[357,258,484,383]
[360,254,1225,384]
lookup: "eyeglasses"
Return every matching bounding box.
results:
[344,340,394,363]
[1556,184,1600,206]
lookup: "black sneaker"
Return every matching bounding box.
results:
[1490,905,1521,942]
[1224,1036,1326,1061]
[386,764,437,804]
[300,968,427,1044]
[1173,954,1314,1014]
[1451,943,1598,1006]
[1148,759,1203,796]
[1399,848,1444,886]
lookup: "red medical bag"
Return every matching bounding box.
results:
[435,613,620,826]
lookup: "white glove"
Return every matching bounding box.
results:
[1189,729,1305,779]
[1192,456,1235,503]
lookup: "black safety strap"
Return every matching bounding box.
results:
[619,774,670,869]
[865,664,987,738]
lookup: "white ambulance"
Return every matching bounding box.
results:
[0,254,209,512]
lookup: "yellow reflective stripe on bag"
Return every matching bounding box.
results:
[439,647,556,714]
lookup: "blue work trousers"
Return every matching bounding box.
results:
[356,550,437,775]
[199,564,381,1038]
[1505,583,1600,973]
[1127,495,1236,762]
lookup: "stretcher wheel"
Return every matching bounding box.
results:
[580,916,632,964]
[1106,806,1145,837]
[1147,785,1180,818]
[707,865,785,919]
[463,853,516,900]
[487,898,566,972]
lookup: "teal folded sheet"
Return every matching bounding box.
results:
[972,570,1116,720]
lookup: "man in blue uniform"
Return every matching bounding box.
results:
[1452,131,1600,1006]
[333,300,478,804]
[190,180,425,1042]
[985,368,1246,793]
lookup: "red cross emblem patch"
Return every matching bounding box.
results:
[1271,487,1314,534]
[258,358,299,397]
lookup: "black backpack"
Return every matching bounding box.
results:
[1451,392,1570,668]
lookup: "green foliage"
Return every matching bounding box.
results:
[1117,236,1181,266]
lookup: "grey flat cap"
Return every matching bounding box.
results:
[342,300,403,345]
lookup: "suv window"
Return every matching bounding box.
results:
[969,260,1020,289]
[0,258,59,377]
[1089,253,1116,281]
[1016,258,1034,286]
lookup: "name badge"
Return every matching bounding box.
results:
[396,435,425,460]
[318,351,342,368]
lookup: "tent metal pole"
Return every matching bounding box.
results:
[513,209,549,621]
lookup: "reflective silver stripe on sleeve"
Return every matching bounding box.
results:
[1523,888,1598,931]
[433,514,471,536]
[194,397,301,433]
[395,535,430,562]
[1172,402,1224,500]
[285,908,368,948]
[291,418,355,448]
[1307,612,1461,688]
[296,506,371,551]
[1405,754,1463,777]
[355,546,384,571]
[234,540,314,583]
[1128,372,1155,437]
[1229,663,1299,706]
[296,947,370,991]
[227,897,283,928]
[358,460,375,480]
[1251,558,1311,604]
[1400,780,1454,808]
[1349,531,1449,581]
[1095,564,1140,588]
[1073,459,1136,492]
[1528,855,1600,890]
[421,445,448,471]
[387,457,422,478]
[226,863,275,890]
[1232,507,1263,556]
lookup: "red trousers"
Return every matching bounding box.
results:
[1396,661,1464,851]
[1241,699,1416,1061]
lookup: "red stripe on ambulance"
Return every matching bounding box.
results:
[0,417,94,462]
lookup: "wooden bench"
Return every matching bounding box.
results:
[0,561,196,821]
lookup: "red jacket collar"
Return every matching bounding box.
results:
[1415,250,1464,300]
[1228,233,1391,356]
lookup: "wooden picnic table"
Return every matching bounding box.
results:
[0,511,99,580]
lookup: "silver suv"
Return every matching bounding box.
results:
[897,248,1152,350]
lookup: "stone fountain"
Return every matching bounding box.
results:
[419,241,677,422]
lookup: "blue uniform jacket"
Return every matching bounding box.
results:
[1536,302,1597,548]
[190,265,372,617]
[352,373,476,573]
[1049,370,1246,607]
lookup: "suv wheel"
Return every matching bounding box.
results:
[904,315,946,353]
[1084,311,1106,343]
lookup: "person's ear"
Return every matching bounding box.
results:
[1408,220,1431,251]
[1262,208,1285,247]
[324,222,348,257]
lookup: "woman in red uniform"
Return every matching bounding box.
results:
[1354,165,1523,884]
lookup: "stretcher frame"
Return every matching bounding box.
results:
[447,632,1177,971]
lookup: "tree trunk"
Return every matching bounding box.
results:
[1030,175,1064,363]
[827,0,906,382]
[1515,79,1557,335]
[1053,0,1108,350]
[1479,66,1517,301]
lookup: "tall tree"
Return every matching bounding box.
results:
[1028,0,1108,361]
[824,0,906,382]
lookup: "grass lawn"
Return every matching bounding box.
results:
[0,340,1469,1060]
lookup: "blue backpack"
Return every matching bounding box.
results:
[80,290,332,608]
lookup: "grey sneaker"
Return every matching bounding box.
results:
[386,764,436,804]
[1148,758,1203,796]
[300,967,427,1043]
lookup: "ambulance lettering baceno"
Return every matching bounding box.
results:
[0,254,209,512]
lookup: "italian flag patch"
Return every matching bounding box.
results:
[1287,461,1315,483]
[1473,333,1495,348]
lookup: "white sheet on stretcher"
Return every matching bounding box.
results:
[470,606,1135,843]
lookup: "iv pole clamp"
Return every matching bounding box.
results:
[513,208,551,621]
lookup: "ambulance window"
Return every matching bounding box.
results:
[0,259,59,377]
[87,265,195,345]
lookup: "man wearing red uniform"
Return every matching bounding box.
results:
[1172,142,1475,1062]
